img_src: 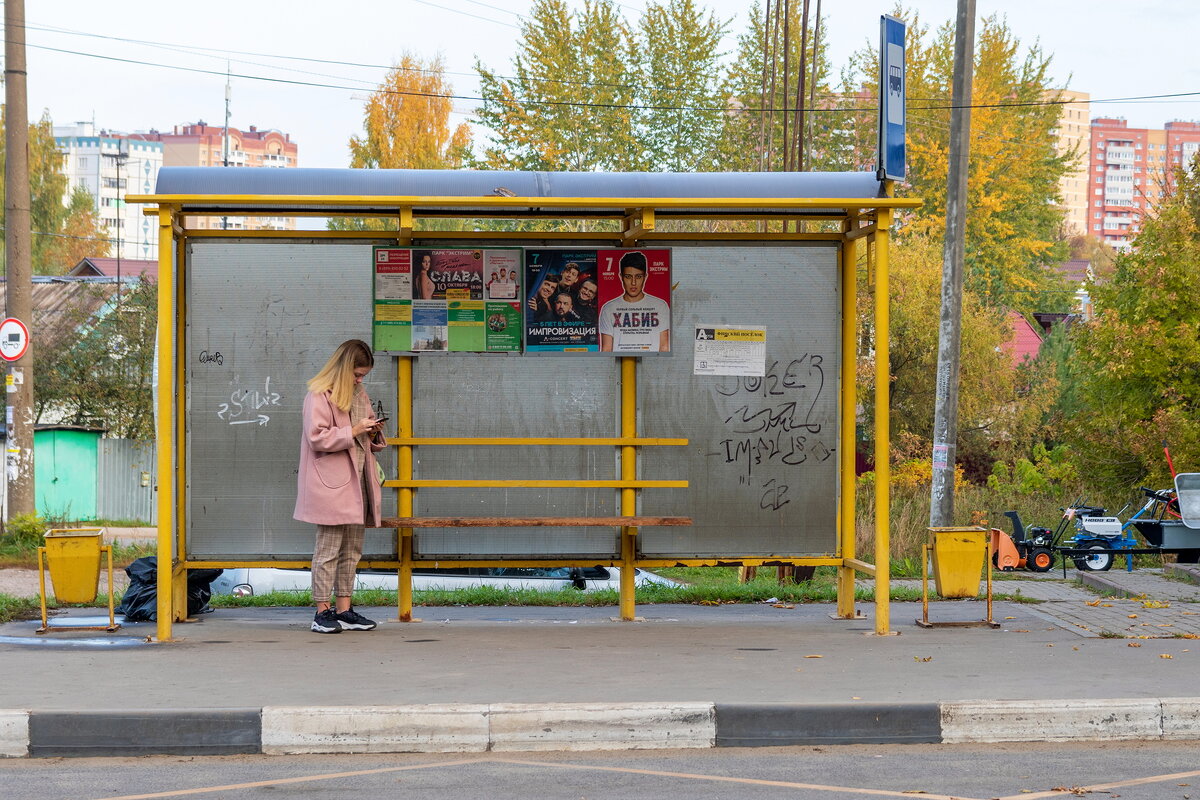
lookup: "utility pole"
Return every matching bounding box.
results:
[222,63,231,230]
[929,0,976,527]
[105,139,129,308]
[4,0,35,518]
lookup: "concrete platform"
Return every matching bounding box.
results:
[1,600,1198,757]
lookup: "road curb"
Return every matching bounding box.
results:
[1076,571,1138,597]
[715,702,940,747]
[3,699,1199,757]
[27,708,260,757]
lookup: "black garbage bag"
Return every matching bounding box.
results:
[115,557,223,621]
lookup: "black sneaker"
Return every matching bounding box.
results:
[311,608,342,634]
[336,607,377,631]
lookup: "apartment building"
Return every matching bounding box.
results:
[1087,117,1200,250]
[54,122,163,262]
[1048,90,1091,236]
[140,122,300,231]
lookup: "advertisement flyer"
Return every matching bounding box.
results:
[373,246,413,352]
[375,248,522,353]
[411,300,448,352]
[596,249,672,353]
[524,249,600,352]
[693,324,767,376]
[411,249,484,301]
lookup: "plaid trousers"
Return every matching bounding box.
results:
[311,468,373,602]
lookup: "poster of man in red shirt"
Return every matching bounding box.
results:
[596,249,671,353]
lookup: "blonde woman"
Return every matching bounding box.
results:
[294,339,387,634]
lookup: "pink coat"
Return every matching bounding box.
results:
[293,390,387,526]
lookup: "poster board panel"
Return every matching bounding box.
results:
[185,240,837,561]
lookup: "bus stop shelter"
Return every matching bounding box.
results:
[130,168,920,642]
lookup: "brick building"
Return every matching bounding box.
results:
[1087,118,1200,250]
[139,123,300,231]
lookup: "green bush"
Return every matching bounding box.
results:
[1,513,46,552]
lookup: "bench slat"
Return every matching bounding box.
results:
[381,516,692,528]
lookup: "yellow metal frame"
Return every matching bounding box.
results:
[131,190,916,641]
[918,537,1000,629]
[36,530,119,634]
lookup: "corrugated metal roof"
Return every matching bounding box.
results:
[69,257,158,280]
[0,278,118,349]
[149,167,886,216]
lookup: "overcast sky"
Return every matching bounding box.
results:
[22,1,1200,170]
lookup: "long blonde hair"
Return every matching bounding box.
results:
[307,339,374,411]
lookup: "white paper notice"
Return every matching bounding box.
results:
[693,324,767,376]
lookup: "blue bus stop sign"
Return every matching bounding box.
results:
[878,15,906,181]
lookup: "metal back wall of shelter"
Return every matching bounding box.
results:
[186,241,397,558]
[184,239,835,561]
[413,241,837,560]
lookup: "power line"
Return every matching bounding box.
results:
[20,19,671,94]
[408,0,521,30]
[19,29,1200,117]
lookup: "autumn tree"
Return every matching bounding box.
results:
[347,53,471,171]
[858,235,1052,477]
[721,1,841,173]
[0,109,108,274]
[475,0,639,172]
[1066,154,1200,490]
[635,0,728,171]
[844,9,1073,310]
[331,54,472,232]
[35,278,157,439]
[475,0,729,173]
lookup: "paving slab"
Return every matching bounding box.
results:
[3,601,1199,711]
[1079,568,1200,602]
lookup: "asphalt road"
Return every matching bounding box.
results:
[4,741,1199,800]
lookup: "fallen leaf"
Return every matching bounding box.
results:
[1161,654,1174,659]
[1086,599,1102,607]
[1180,634,1199,639]
[1004,616,1016,620]
[699,600,720,606]
[914,656,932,662]
[1143,600,1171,609]
[1013,629,1031,633]
[1128,614,1138,619]
[1047,644,1054,647]
[1101,603,1113,607]
[1072,646,1080,651]
[771,603,796,609]
[804,654,823,659]
[1128,642,1142,648]
[851,696,861,699]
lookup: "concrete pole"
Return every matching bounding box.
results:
[929,0,976,527]
[4,0,36,518]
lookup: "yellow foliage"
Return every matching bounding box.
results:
[348,53,471,170]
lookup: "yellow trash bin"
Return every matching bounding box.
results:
[37,527,119,633]
[929,527,987,599]
[44,529,104,603]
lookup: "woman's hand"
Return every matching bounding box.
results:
[352,418,382,437]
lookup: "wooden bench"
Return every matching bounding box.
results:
[381,516,691,528]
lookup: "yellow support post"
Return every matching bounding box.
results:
[397,356,417,622]
[155,208,176,642]
[173,232,188,621]
[873,209,895,636]
[619,357,638,621]
[835,229,861,619]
